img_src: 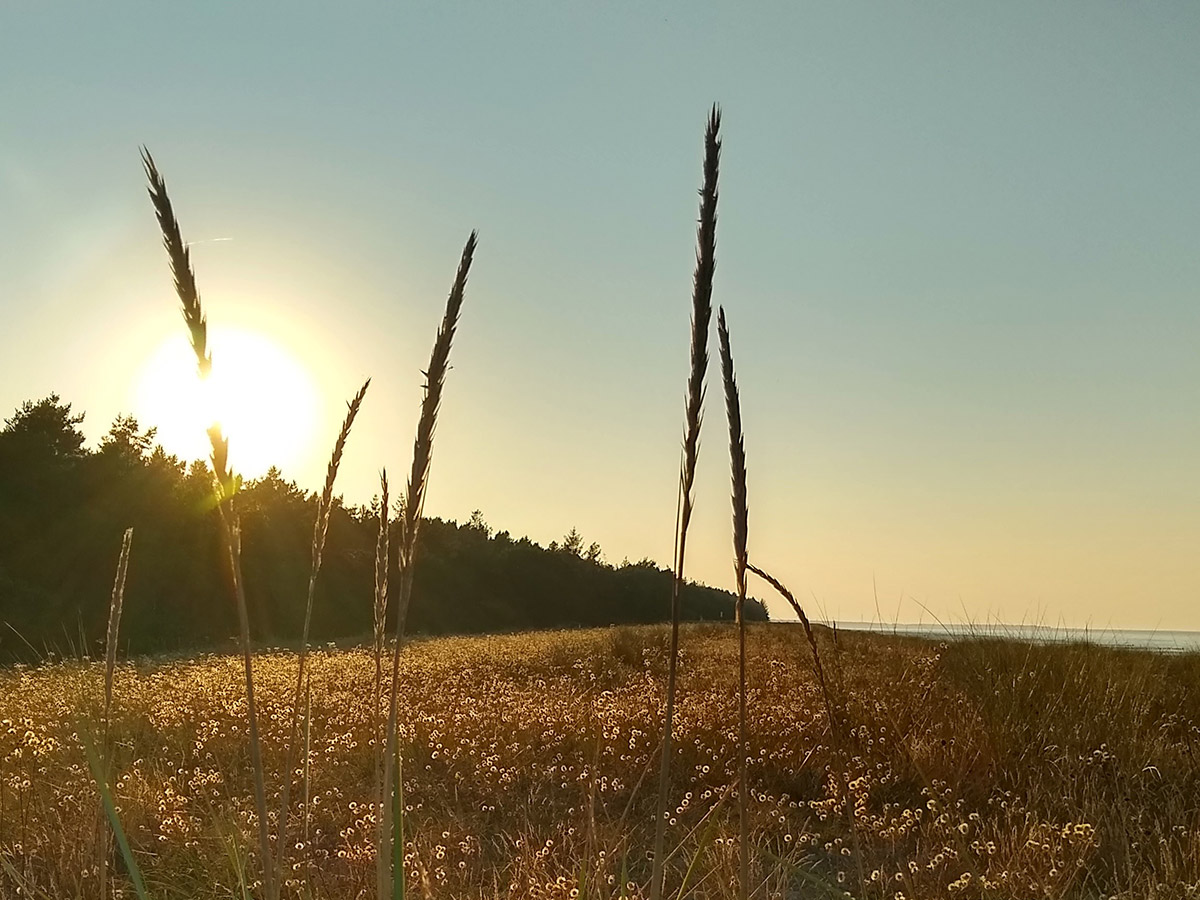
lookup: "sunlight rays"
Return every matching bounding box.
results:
[134,326,318,478]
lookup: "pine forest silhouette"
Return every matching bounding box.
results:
[0,395,766,662]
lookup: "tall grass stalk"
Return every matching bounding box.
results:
[142,148,274,900]
[650,104,720,900]
[717,309,749,900]
[102,527,134,734]
[746,564,864,893]
[80,728,152,900]
[373,469,390,878]
[379,231,477,900]
[744,567,829,718]
[274,379,370,894]
[302,675,312,888]
[98,526,133,900]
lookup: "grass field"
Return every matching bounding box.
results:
[2,623,1198,899]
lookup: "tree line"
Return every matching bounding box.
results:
[0,395,767,661]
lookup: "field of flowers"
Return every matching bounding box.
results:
[1,623,1198,899]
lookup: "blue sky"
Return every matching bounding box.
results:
[2,3,1198,627]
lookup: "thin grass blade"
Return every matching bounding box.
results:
[380,231,477,900]
[275,378,370,889]
[718,307,750,900]
[652,103,721,900]
[141,148,272,899]
[80,726,152,900]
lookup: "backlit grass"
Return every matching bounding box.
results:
[2,624,1198,898]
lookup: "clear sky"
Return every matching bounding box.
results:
[2,3,1198,629]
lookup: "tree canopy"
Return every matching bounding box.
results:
[0,396,767,661]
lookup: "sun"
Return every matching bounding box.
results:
[134,327,319,479]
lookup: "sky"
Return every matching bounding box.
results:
[2,3,1198,629]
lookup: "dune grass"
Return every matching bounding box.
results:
[378,230,477,900]
[274,378,371,897]
[142,146,276,899]
[3,625,1199,898]
[98,526,135,900]
[12,109,1194,900]
[651,103,721,900]
[140,151,382,898]
[716,308,750,900]
[134,140,478,899]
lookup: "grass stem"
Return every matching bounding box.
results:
[651,104,720,900]
[274,379,370,894]
[717,308,750,900]
[379,231,477,900]
[142,148,274,900]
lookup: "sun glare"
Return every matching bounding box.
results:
[134,327,319,479]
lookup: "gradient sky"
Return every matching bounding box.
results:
[2,3,1198,629]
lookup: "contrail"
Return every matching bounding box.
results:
[184,237,233,247]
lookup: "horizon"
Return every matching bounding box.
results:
[3,4,1198,630]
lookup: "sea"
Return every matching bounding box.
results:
[825,621,1200,653]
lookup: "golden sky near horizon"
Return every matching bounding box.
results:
[1,3,1197,629]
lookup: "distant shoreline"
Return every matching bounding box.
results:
[807,620,1200,652]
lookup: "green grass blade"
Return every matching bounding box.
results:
[79,725,153,900]
[219,826,251,900]
[673,801,725,900]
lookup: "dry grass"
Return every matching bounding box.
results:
[98,526,134,900]
[380,230,478,900]
[20,110,1189,900]
[275,378,371,896]
[653,103,722,900]
[373,468,391,880]
[140,152,380,900]
[141,147,275,898]
[136,147,478,900]
[2,625,1198,898]
[747,566,865,896]
[102,528,134,734]
[716,307,749,900]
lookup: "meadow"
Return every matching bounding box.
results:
[2,623,1198,899]
[4,108,1197,900]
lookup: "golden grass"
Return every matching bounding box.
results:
[102,527,134,734]
[716,307,749,900]
[30,110,1186,900]
[275,378,371,895]
[373,468,390,882]
[2,625,1198,898]
[142,146,275,898]
[652,104,721,900]
[137,145,477,900]
[748,565,865,895]
[99,526,134,900]
[381,230,478,900]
